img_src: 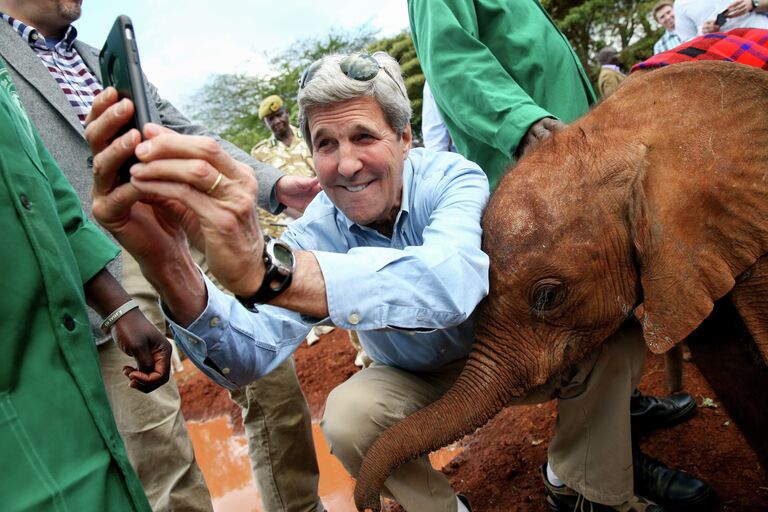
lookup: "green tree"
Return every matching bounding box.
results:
[543,0,662,83]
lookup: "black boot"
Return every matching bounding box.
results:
[634,450,716,511]
[630,390,697,436]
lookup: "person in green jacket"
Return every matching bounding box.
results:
[408,0,595,190]
[0,57,170,511]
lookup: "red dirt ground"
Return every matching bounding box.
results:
[178,328,768,511]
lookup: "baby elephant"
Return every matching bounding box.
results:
[353,61,768,510]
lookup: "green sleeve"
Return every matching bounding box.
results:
[408,0,552,156]
[34,130,119,284]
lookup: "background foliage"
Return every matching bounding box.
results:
[185,1,663,151]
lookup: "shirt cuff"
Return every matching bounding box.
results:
[497,105,554,156]
[163,273,241,390]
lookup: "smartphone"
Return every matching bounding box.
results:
[715,9,729,28]
[99,15,151,183]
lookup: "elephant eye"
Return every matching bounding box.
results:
[529,279,565,315]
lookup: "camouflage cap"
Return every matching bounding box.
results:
[259,95,284,119]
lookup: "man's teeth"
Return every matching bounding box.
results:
[345,184,367,192]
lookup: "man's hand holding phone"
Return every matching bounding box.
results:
[86,86,267,327]
[86,89,209,325]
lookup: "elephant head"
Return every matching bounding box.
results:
[354,61,768,511]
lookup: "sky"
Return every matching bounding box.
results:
[74,1,410,108]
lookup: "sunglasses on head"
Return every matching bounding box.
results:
[298,52,407,98]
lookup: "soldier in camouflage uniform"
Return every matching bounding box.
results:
[251,95,317,238]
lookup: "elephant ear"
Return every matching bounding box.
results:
[629,137,768,354]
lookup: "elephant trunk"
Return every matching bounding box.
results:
[353,349,517,511]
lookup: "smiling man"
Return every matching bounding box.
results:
[86,51,489,511]
[652,1,683,54]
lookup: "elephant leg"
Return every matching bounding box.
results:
[731,255,768,365]
[664,344,684,393]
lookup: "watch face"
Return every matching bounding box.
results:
[267,238,295,276]
[273,243,293,266]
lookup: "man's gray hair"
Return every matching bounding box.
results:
[298,52,412,151]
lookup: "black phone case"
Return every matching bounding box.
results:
[715,9,728,27]
[99,15,151,181]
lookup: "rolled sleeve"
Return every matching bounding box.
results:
[67,222,119,283]
[166,274,310,389]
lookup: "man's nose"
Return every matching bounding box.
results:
[337,144,363,177]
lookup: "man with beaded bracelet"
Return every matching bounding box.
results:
[0,54,170,512]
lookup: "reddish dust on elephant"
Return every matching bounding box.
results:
[352,62,768,509]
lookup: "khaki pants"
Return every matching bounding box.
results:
[320,323,646,511]
[230,357,324,512]
[98,340,213,512]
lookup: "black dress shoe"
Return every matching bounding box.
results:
[630,390,697,435]
[634,450,716,511]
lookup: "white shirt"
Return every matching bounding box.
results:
[674,0,768,41]
[421,81,456,152]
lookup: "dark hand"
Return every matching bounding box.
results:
[517,117,567,158]
[275,175,322,213]
[111,308,172,393]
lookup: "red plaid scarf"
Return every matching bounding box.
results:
[631,28,768,73]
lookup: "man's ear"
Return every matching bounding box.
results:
[401,123,412,158]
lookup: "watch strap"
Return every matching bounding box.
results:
[236,272,293,311]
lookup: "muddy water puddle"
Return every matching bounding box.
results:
[187,416,463,511]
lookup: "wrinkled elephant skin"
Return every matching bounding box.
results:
[353,62,768,511]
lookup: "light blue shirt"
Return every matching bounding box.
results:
[168,148,490,390]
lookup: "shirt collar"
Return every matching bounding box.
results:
[1,12,78,51]
[601,64,623,73]
[340,153,413,235]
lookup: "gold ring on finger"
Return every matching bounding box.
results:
[206,172,223,195]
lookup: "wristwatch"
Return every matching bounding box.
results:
[236,235,296,311]
[753,0,760,10]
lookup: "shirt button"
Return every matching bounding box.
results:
[348,313,360,325]
[209,317,220,327]
[222,367,230,375]
[20,194,31,210]
[86,156,94,168]
[31,32,39,41]
[62,314,76,331]
[190,337,198,344]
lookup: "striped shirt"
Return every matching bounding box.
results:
[1,13,101,126]
[653,30,683,55]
